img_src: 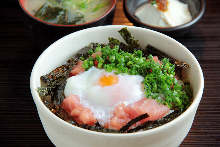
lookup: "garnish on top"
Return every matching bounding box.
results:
[151,0,168,12]
[80,28,191,110]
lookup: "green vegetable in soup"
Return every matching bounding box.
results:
[35,1,85,25]
[35,2,64,21]
[93,1,110,12]
[151,0,157,5]
[33,0,110,25]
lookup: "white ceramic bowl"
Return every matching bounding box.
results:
[30,25,204,147]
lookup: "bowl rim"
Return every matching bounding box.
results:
[30,25,204,137]
[18,0,116,27]
[123,0,206,31]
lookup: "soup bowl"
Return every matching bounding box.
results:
[30,25,204,147]
[18,0,116,50]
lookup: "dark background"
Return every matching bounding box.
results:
[1,0,220,146]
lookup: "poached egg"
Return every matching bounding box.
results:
[64,67,145,125]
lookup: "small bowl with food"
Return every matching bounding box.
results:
[30,25,204,147]
[123,0,206,35]
[18,0,116,49]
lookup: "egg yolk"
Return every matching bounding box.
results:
[99,75,119,87]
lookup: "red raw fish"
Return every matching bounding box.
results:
[62,95,97,126]
[62,95,169,130]
[91,51,102,58]
[69,60,85,77]
[106,98,169,130]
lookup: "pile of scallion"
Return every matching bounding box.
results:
[81,44,191,110]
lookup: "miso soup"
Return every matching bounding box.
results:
[25,0,111,25]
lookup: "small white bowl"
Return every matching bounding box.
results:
[30,25,204,147]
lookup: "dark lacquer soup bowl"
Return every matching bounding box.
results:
[19,0,116,49]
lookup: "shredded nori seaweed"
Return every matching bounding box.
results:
[78,123,118,133]
[43,100,74,122]
[127,121,154,133]
[108,37,121,46]
[108,37,136,53]
[118,28,141,50]
[37,87,53,97]
[128,110,182,133]
[38,28,192,133]
[39,43,98,104]
[53,81,66,105]
[120,113,149,133]
[40,65,69,87]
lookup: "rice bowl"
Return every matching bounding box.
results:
[30,25,204,147]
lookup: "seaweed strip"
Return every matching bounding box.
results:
[127,110,182,133]
[127,121,154,133]
[39,64,70,104]
[120,113,149,133]
[79,123,118,133]
[118,28,141,50]
[39,43,98,105]
[108,37,131,52]
[53,81,66,105]
[41,43,97,87]
[37,87,53,97]
[41,64,69,87]
[108,37,121,46]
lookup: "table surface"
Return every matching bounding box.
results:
[1,0,220,146]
